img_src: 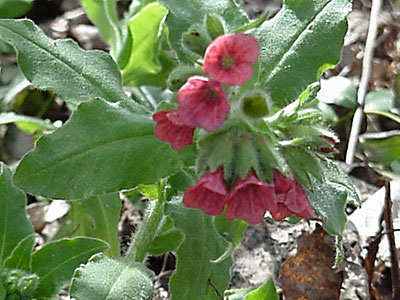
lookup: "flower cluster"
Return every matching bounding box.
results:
[152,32,315,224]
[183,168,314,224]
[153,33,259,149]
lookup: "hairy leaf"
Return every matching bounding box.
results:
[70,253,153,300]
[254,0,351,107]
[14,98,191,199]
[0,19,128,106]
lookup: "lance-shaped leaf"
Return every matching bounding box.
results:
[14,98,191,200]
[31,237,108,299]
[80,0,120,47]
[4,234,35,271]
[0,163,34,266]
[158,0,248,62]
[0,19,128,106]
[166,200,237,300]
[55,194,121,257]
[70,253,153,300]
[121,3,169,85]
[254,0,351,107]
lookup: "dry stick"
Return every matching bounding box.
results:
[384,182,400,300]
[345,0,382,165]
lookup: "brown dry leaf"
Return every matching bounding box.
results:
[280,224,344,300]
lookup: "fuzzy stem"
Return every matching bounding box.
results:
[126,183,165,263]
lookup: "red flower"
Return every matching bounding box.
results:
[203,33,259,86]
[177,76,230,131]
[271,170,315,221]
[183,168,227,215]
[153,110,194,150]
[226,170,276,224]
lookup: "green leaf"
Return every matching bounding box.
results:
[0,19,128,106]
[364,89,395,112]
[56,194,121,257]
[307,160,358,235]
[121,3,168,85]
[166,200,233,300]
[0,163,34,266]
[4,234,35,270]
[80,0,120,47]
[0,0,34,18]
[255,0,351,107]
[317,76,357,108]
[0,282,4,300]
[147,217,184,255]
[14,98,190,199]
[359,131,400,165]
[245,277,278,300]
[70,253,153,300]
[0,112,56,134]
[158,0,248,62]
[32,237,108,299]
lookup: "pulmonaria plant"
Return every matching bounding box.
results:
[153,33,320,224]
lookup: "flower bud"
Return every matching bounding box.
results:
[239,90,269,119]
[182,24,212,57]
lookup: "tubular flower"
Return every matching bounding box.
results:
[183,168,227,215]
[226,170,276,224]
[153,110,194,150]
[177,76,230,131]
[203,33,259,86]
[271,170,315,221]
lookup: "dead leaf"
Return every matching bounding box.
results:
[280,224,344,300]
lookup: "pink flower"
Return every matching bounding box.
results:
[271,170,315,221]
[177,76,230,131]
[183,168,227,215]
[226,170,276,224]
[320,136,336,153]
[203,33,259,86]
[153,110,194,150]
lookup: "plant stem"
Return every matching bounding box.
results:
[126,184,165,263]
[345,0,381,165]
[384,182,400,300]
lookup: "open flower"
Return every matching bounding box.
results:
[177,76,230,131]
[153,110,194,150]
[183,168,227,215]
[271,170,315,221]
[226,170,276,224]
[203,33,259,86]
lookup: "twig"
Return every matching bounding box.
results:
[383,182,400,300]
[345,0,382,165]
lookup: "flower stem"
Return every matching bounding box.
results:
[126,182,165,263]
